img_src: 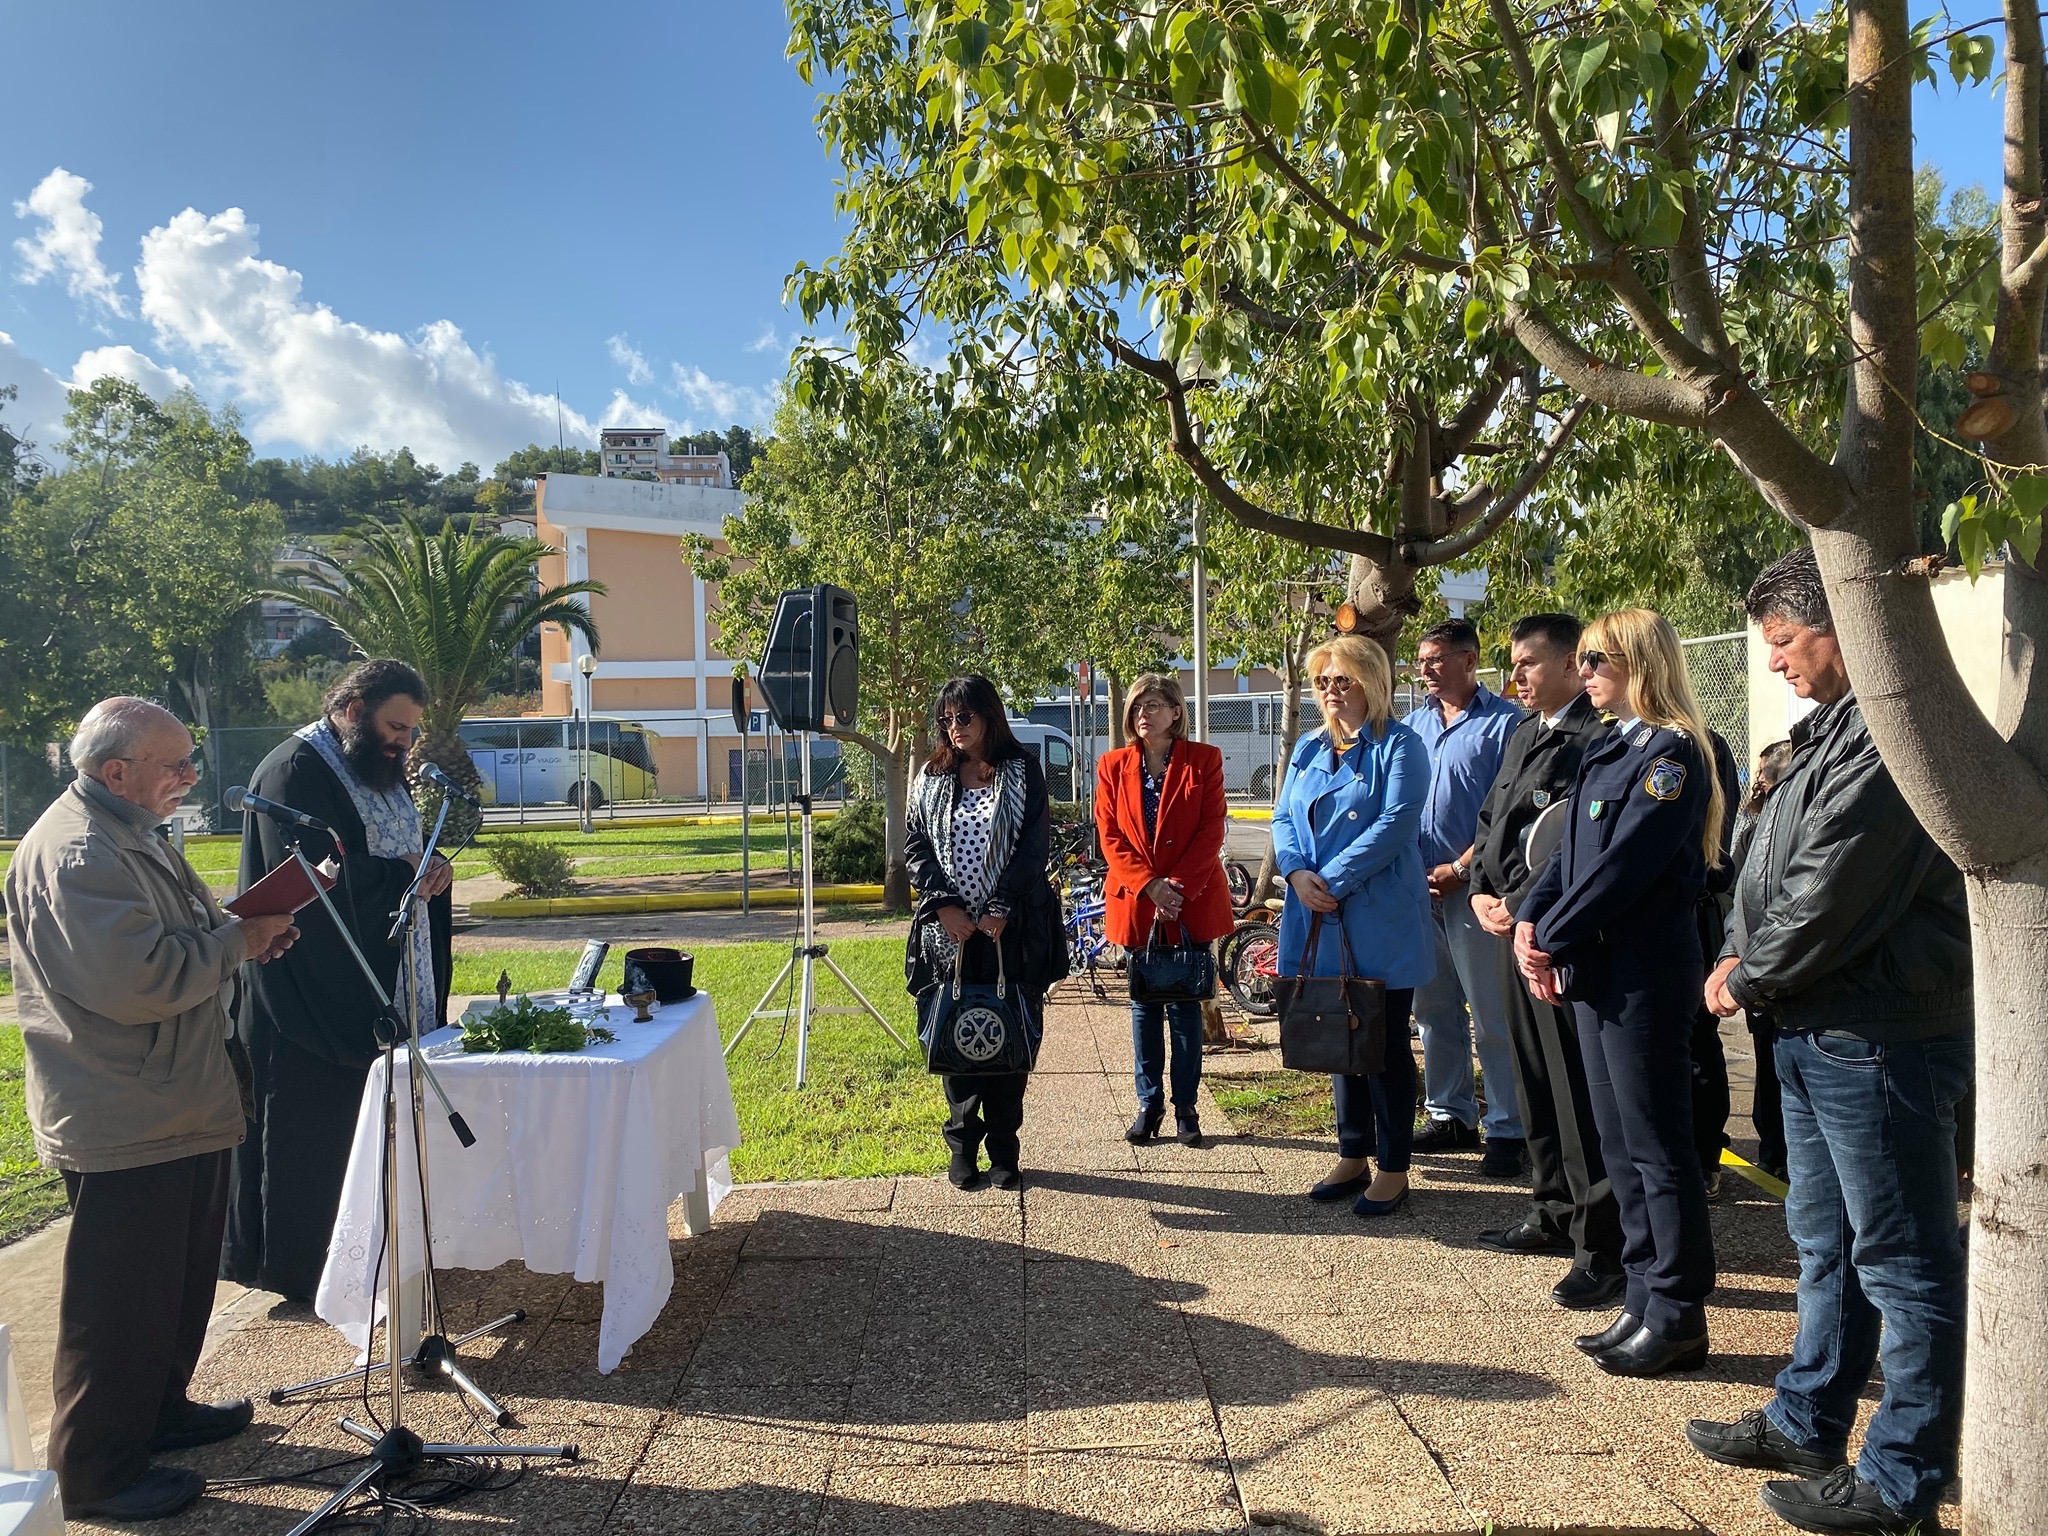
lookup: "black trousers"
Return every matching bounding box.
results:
[51,1149,231,1505]
[1690,1007,1732,1176]
[1747,1016,1787,1176]
[1497,945,1620,1270]
[943,1073,1028,1170]
[223,1022,370,1302]
[1575,945,1716,1340]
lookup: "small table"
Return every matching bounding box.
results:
[316,992,740,1374]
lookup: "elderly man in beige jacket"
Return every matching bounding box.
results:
[6,698,298,1522]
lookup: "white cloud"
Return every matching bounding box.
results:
[745,324,784,355]
[607,333,653,386]
[668,363,773,427]
[70,344,191,399]
[134,205,596,466]
[0,330,75,453]
[12,168,128,317]
[598,389,686,433]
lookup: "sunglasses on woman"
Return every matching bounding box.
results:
[935,711,979,728]
[1578,649,1613,671]
[1311,674,1356,692]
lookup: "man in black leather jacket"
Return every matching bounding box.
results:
[1684,547,1972,1536]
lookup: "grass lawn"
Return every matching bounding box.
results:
[1208,1070,1336,1140]
[457,936,940,1185]
[0,934,939,1247]
[0,1028,65,1245]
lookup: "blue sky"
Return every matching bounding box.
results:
[0,2,2012,470]
[0,0,845,468]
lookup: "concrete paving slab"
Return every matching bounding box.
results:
[8,988,1826,1535]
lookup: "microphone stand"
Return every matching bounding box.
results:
[258,794,575,1536]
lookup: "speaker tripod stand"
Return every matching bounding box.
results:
[254,805,574,1535]
[725,729,910,1088]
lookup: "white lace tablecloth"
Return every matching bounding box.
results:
[316,993,740,1374]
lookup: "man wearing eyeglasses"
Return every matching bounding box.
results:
[6,698,300,1521]
[1402,618,1528,1176]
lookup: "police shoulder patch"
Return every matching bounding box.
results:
[1644,758,1687,801]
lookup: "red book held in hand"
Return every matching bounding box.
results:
[226,856,339,919]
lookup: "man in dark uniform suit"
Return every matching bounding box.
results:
[1467,613,1623,1308]
[222,659,454,1302]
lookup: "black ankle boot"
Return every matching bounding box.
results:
[948,1151,986,1190]
[1126,1107,1165,1143]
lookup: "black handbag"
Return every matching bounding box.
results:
[1275,910,1388,1075]
[920,932,1039,1076]
[1128,917,1217,1004]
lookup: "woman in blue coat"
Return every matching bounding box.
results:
[1272,634,1436,1219]
[1516,609,1725,1378]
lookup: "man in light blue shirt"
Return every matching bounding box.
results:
[1402,618,1527,1175]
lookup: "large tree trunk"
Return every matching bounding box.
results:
[1343,550,1418,665]
[1960,853,2048,1535]
[1105,666,1129,749]
[881,741,912,913]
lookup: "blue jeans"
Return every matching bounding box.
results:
[1412,888,1523,1138]
[1333,989,1418,1171]
[1765,1029,1973,1520]
[1131,1000,1204,1113]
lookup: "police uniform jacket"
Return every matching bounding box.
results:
[1518,720,1712,999]
[1470,692,1608,917]
[1271,722,1436,990]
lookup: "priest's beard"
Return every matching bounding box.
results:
[339,716,409,793]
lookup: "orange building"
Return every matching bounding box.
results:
[533,472,752,801]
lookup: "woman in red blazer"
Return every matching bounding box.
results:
[1095,673,1233,1147]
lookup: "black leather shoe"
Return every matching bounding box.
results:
[1552,1266,1627,1310]
[1477,1219,1573,1256]
[1480,1137,1528,1179]
[1126,1107,1164,1143]
[1573,1310,1642,1355]
[1307,1172,1369,1202]
[948,1153,985,1191]
[1411,1116,1480,1153]
[1594,1323,1709,1377]
[71,1466,206,1522]
[1353,1185,1410,1219]
[1760,1466,1924,1535]
[150,1395,254,1452]
[989,1165,1022,1191]
[1175,1113,1203,1147]
[1686,1408,1842,1477]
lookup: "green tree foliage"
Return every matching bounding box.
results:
[2,379,281,768]
[692,369,1075,909]
[269,509,604,804]
[246,446,484,534]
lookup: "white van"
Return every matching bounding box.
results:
[1008,721,1079,802]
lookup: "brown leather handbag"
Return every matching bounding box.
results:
[1275,909,1388,1075]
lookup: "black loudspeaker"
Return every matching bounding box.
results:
[759,584,858,731]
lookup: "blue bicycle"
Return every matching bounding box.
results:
[1060,860,1118,999]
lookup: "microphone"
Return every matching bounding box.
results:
[419,762,479,804]
[225,786,334,835]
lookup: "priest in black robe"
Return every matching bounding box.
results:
[223,659,455,1302]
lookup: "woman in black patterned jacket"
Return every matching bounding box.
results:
[904,675,1066,1191]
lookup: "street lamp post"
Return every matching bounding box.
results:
[576,652,597,835]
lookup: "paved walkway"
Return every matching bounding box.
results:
[41,991,1891,1535]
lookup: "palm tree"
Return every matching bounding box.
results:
[269,510,604,798]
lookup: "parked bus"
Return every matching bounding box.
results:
[458,716,661,808]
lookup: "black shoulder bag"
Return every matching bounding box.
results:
[1128,915,1217,1004]
[920,931,1040,1076]
[1275,909,1388,1076]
